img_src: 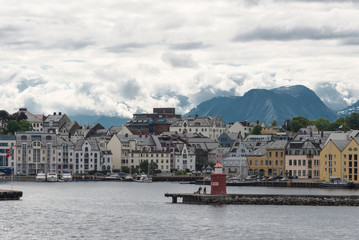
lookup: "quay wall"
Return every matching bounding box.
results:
[165,193,359,206]
[0,190,23,200]
[152,176,203,182]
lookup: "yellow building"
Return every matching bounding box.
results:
[342,138,359,182]
[247,140,287,177]
[261,126,282,135]
[320,139,348,182]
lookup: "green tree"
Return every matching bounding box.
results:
[19,119,32,131]
[0,110,9,127]
[329,117,350,131]
[290,116,310,133]
[345,113,359,130]
[149,162,158,175]
[139,160,149,174]
[121,166,130,173]
[175,170,186,176]
[3,120,20,135]
[139,160,158,175]
[251,125,262,135]
[313,117,330,131]
[271,119,278,126]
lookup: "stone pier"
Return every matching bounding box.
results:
[164,193,359,206]
[0,190,23,200]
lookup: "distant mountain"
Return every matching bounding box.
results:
[185,85,337,125]
[68,115,129,129]
[337,100,359,117]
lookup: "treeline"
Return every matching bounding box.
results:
[0,110,32,135]
[290,113,359,133]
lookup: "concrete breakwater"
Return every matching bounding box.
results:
[0,190,23,200]
[165,193,359,206]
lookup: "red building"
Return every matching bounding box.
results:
[126,108,181,135]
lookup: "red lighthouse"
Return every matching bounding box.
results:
[210,161,227,195]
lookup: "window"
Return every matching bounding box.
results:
[289,160,292,166]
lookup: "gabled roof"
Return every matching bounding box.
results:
[74,139,100,151]
[117,134,155,146]
[329,139,350,152]
[267,140,288,150]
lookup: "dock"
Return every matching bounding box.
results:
[164,193,359,206]
[0,190,23,200]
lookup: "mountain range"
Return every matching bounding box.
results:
[69,85,359,128]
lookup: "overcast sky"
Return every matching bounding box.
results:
[1,0,359,117]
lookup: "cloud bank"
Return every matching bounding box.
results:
[0,0,359,117]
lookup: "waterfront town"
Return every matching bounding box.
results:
[0,107,358,185]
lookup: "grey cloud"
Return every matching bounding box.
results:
[192,87,237,106]
[234,27,359,42]
[341,38,359,45]
[17,78,46,93]
[23,97,41,113]
[153,92,190,108]
[169,42,209,50]
[121,79,140,100]
[274,0,355,2]
[106,42,149,53]
[0,26,19,37]
[78,82,95,96]
[53,39,94,50]
[162,52,198,68]
[315,82,349,111]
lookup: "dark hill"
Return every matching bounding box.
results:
[185,85,337,125]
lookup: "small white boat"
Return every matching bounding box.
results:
[62,172,73,182]
[46,172,58,182]
[135,173,152,183]
[36,173,46,182]
[103,173,122,181]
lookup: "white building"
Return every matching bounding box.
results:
[74,139,112,174]
[170,116,226,140]
[15,132,58,175]
[174,143,196,171]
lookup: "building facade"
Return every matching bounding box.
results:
[15,132,58,175]
[285,141,321,179]
[0,136,16,173]
[170,116,226,140]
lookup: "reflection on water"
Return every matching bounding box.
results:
[1,181,359,239]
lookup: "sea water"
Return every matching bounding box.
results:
[1,181,359,240]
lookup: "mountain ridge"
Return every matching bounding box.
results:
[185,85,338,125]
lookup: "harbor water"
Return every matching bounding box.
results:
[1,181,359,240]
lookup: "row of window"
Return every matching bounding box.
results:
[288,159,319,167]
[268,152,284,157]
[250,160,284,166]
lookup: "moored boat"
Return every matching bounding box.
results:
[135,173,152,183]
[36,173,46,182]
[62,172,73,182]
[320,177,355,189]
[46,172,58,182]
[103,173,122,181]
[123,175,134,182]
